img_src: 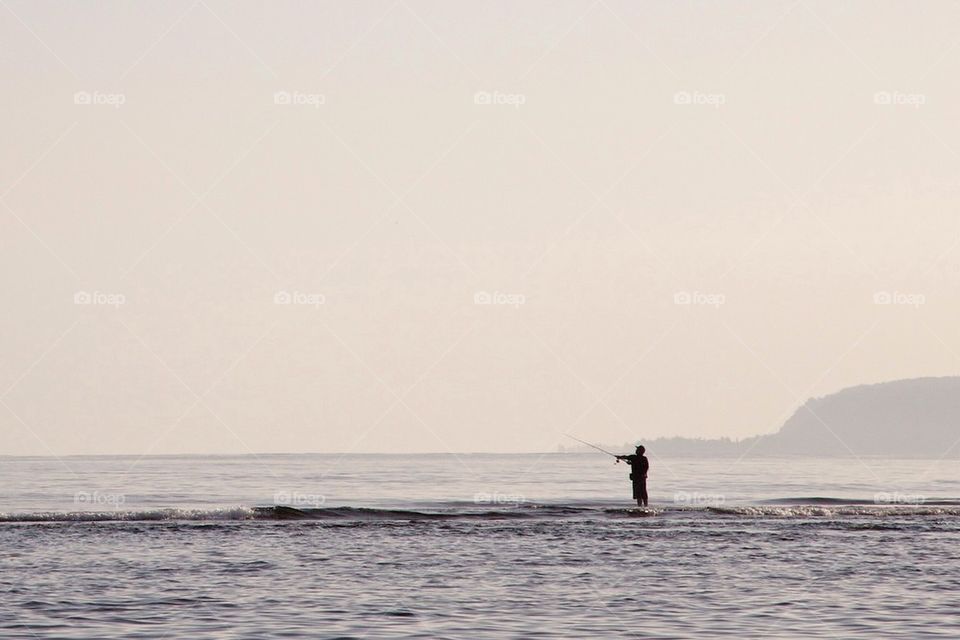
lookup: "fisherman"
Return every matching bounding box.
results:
[616,445,649,507]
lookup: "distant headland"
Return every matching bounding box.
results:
[560,377,960,458]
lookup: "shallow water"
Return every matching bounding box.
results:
[3,453,960,638]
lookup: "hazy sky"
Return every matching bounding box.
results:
[3,1,960,455]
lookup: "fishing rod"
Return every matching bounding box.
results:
[565,435,623,462]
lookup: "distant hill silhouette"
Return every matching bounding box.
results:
[561,377,960,457]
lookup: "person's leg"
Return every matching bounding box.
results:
[640,479,648,507]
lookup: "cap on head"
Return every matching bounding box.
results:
[636,445,645,454]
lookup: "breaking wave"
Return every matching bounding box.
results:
[4,499,960,523]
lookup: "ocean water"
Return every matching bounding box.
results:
[3,453,960,638]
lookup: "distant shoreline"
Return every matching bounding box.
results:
[0,450,956,459]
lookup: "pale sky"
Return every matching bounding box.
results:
[2,1,960,455]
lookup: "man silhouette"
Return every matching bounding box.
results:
[616,445,649,507]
